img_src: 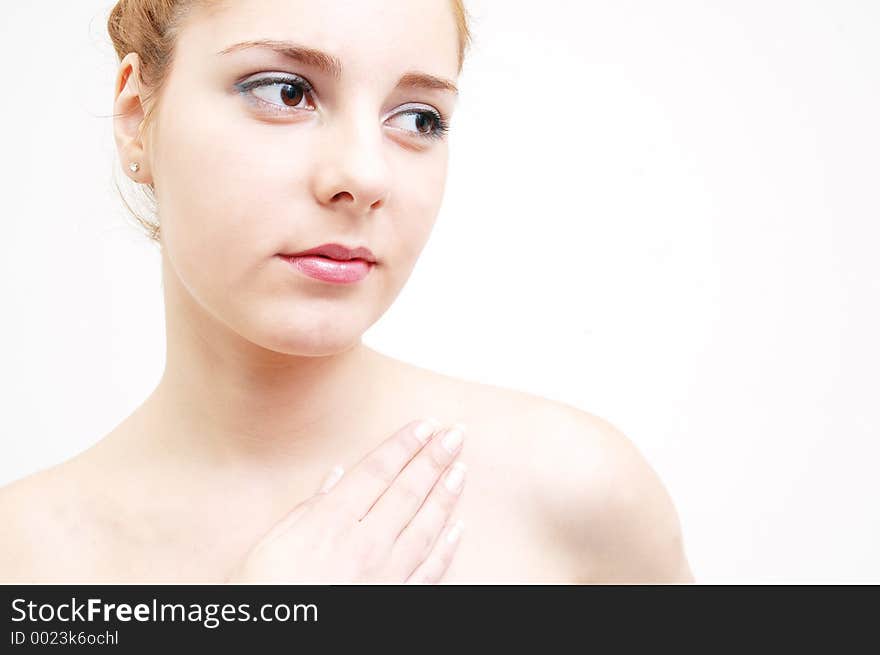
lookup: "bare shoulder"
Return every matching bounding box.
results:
[393,359,695,583]
[0,457,102,583]
[507,392,695,583]
[0,470,61,581]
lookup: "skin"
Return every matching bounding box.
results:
[0,0,694,583]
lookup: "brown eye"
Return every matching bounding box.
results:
[415,112,437,134]
[251,81,310,110]
[279,83,305,107]
[236,74,315,112]
[389,109,450,141]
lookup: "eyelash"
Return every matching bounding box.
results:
[234,74,450,142]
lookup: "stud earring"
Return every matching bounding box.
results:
[129,162,140,173]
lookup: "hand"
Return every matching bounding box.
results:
[225,418,467,584]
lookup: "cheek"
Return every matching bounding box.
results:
[390,156,448,262]
[152,111,305,298]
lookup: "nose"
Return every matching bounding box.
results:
[312,112,392,216]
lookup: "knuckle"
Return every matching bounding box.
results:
[435,541,454,567]
[319,494,362,526]
[402,427,426,450]
[408,525,436,560]
[435,482,460,510]
[425,445,451,474]
[362,453,398,485]
[397,481,425,512]
[391,435,418,463]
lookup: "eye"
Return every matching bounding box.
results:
[234,74,450,141]
[235,74,316,112]
[389,108,450,142]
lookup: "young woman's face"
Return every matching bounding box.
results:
[132,0,459,355]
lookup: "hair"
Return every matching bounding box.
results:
[107,0,473,244]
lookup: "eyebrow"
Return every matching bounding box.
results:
[217,39,459,96]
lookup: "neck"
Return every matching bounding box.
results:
[136,253,391,472]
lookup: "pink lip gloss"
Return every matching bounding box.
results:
[279,255,374,284]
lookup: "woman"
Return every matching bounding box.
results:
[0,0,694,583]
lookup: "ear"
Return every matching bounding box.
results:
[113,52,153,185]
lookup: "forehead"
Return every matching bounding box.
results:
[177,0,460,81]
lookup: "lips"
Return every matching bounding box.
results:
[283,243,377,264]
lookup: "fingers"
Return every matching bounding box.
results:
[360,424,466,536]
[404,518,466,584]
[325,418,444,521]
[384,453,466,579]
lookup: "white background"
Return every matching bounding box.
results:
[1,1,878,582]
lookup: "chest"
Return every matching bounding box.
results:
[434,503,574,583]
[46,490,573,584]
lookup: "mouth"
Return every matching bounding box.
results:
[287,254,355,261]
[276,253,375,284]
[281,242,377,263]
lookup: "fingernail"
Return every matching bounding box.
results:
[414,417,442,444]
[319,465,345,493]
[441,423,466,454]
[446,519,465,544]
[444,461,467,493]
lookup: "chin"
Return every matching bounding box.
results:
[241,313,366,358]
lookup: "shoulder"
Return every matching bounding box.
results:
[408,364,696,583]
[506,392,695,583]
[0,461,100,582]
[0,471,59,581]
